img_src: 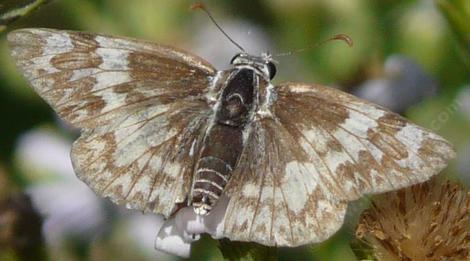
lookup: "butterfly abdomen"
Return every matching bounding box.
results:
[191,68,256,215]
[192,125,243,215]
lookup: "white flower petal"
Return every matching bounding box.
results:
[154,196,230,257]
[28,182,106,246]
[16,129,75,179]
[155,217,192,258]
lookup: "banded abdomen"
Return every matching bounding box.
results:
[192,125,243,215]
[191,68,256,215]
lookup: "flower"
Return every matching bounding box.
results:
[354,54,437,114]
[155,195,228,257]
[15,128,172,260]
[15,129,108,247]
[355,179,470,260]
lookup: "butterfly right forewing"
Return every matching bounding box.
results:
[8,28,216,129]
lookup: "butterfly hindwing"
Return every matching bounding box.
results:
[8,28,217,217]
[71,101,211,216]
[222,117,348,246]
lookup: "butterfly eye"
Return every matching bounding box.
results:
[267,61,276,80]
[230,53,242,64]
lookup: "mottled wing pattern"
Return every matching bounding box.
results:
[274,83,455,200]
[72,103,211,217]
[223,118,348,246]
[222,82,455,246]
[8,28,216,217]
[8,28,215,128]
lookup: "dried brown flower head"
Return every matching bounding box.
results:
[355,179,470,261]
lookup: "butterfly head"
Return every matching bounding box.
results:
[230,53,276,80]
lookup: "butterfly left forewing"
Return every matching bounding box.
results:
[8,28,218,217]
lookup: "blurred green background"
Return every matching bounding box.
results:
[0,0,469,260]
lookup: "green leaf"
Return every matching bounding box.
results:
[436,0,470,70]
[217,239,278,261]
[0,0,52,32]
[349,238,378,261]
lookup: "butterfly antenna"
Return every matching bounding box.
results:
[274,34,353,57]
[191,2,246,53]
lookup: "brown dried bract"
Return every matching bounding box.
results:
[355,179,470,260]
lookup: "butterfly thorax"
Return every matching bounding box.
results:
[191,64,263,215]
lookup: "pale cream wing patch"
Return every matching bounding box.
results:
[273,82,455,201]
[8,28,217,217]
[223,119,347,247]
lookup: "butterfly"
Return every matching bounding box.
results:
[8,27,455,247]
